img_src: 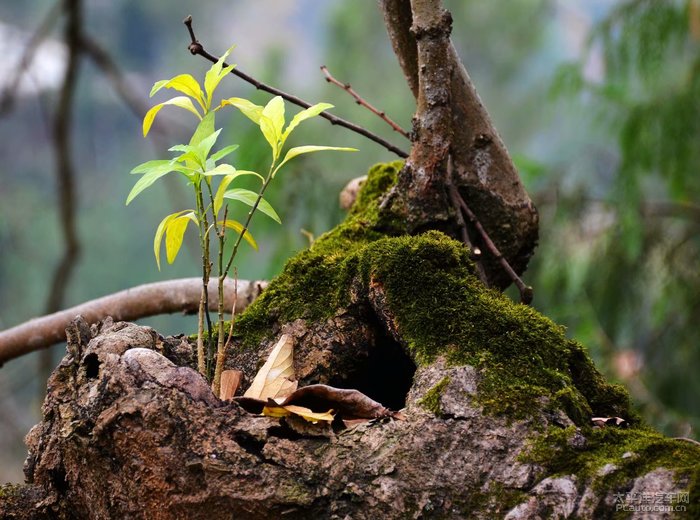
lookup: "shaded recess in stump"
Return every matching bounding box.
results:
[4,162,697,520]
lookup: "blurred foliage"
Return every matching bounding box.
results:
[535,0,700,437]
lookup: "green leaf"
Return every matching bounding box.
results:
[189,111,216,147]
[196,128,222,162]
[165,212,197,264]
[204,164,237,177]
[204,46,236,109]
[220,97,263,124]
[143,96,202,137]
[274,145,358,176]
[130,159,172,175]
[150,74,205,110]
[282,102,333,143]
[223,188,281,224]
[259,114,279,158]
[153,210,194,270]
[262,96,285,142]
[126,163,181,204]
[220,219,258,250]
[213,170,264,214]
[209,144,239,163]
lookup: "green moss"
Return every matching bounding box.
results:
[235,160,631,426]
[521,425,700,502]
[418,377,450,415]
[0,483,21,498]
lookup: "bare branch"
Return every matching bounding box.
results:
[320,65,409,139]
[0,278,267,366]
[183,16,408,159]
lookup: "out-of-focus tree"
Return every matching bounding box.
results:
[531,0,700,437]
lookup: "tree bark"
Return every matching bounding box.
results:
[379,0,538,288]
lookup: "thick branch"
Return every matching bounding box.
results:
[378,0,419,98]
[0,278,266,366]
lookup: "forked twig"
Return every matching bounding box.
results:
[183,16,408,159]
[454,193,533,304]
[320,65,409,139]
[446,157,532,302]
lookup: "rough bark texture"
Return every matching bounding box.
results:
[379,0,539,288]
[4,302,697,519]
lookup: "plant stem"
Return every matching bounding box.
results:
[223,165,275,279]
[194,182,213,376]
[206,184,227,396]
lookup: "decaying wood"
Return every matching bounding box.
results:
[0,278,265,366]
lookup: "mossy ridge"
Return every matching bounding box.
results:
[235,160,629,424]
[521,425,700,514]
[418,376,451,415]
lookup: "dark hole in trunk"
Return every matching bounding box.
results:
[84,353,100,379]
[332,325,416,411]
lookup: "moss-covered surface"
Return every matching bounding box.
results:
[418,376,450,415]
[521,425,700,515]
[235,160,630,426]
[233,161,700,492]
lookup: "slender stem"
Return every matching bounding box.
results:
[210,186,227,395]
[183,16,408,159]
[194,182,213,375]
[223,165,275,278]
[320,65,410,139]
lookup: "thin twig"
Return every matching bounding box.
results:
[454,193,534,304]
[320,65,410,139]
[183,16,408,159]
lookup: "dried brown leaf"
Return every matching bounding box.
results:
[243,334,297,400]
[219,370,242,400]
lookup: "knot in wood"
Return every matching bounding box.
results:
[188,42,203,55]
[410,9,453,40]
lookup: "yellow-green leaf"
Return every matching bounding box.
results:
[209,144,239,163]
[219,219,258,250]
[153,210,193,270]
[282,102,333,144]
[143,96,202,137]
[259,114,279,159]
[150,74,205,110]
[262,96,285,143]
[220,97,263,124]
[274,145,358,176]
[223,188,281,224]
[204,46,235,108]
[165,212,197,264]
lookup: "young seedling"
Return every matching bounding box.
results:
[126,47,356,392]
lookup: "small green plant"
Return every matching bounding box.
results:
[126,47,356,393]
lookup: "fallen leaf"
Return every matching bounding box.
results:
[261,399,335,424]
[219,370,242,400]
[243,334,297,400]
[281,384,397,420]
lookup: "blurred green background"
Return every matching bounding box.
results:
[1,0,698,482]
